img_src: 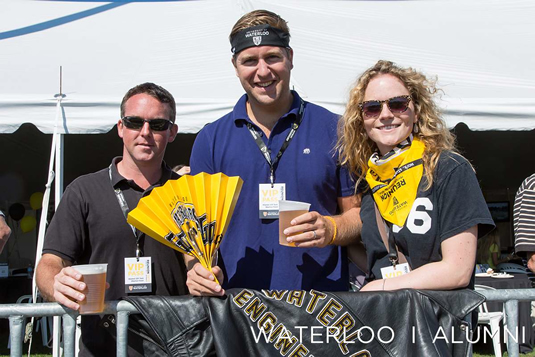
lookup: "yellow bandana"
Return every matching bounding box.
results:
[365,137,425,226]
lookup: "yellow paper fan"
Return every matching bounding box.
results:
[127,172,243,283]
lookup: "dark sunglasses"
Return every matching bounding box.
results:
[122,116,173,131]
[359,95,412,118]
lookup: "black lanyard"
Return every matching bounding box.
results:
[246,100,305,187]
[374,202,405,268]
[385,223,399,267]
[109,166,143,260]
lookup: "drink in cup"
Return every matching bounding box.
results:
[279,200,311,247]
[72,264,107,314]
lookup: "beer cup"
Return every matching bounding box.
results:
[278,200,311,247]
[72,264,108,314]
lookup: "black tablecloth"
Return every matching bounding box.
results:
[475,273,534,353]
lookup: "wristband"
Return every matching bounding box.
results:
[324,216,338,245]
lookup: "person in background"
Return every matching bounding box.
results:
[0,210,11,253]
[36,83,188,357]
[186,9,362,295]
[172,164,191,176]
[337,60,494,291]
[514,173,535,273]
[477,228,512,270]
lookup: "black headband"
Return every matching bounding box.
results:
[230,24,290,54]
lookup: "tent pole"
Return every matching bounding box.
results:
[29,91,65,356]
[55,134,64,206]
[53,129,65,357]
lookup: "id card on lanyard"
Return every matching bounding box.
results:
[109,166,153,293]
[374,204,411,279]
[259,183,286,218]
[124,257,152,293]
[381,263,410,279]
[248,100,304,219]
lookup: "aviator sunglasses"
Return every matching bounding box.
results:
[359,95,412,118]
[122,116,173,131]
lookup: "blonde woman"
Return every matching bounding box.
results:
[477,228,512,270]
[338,60,494,291]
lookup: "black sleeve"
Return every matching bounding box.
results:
[436,157,495,242]
[42,183,88,263]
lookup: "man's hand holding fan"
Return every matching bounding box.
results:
[127,172,243,286]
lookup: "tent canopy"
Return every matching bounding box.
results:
[1,0,535,133]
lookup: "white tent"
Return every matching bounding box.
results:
[1,1,534,354]
[1,0,535,134]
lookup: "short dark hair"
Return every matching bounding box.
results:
[120,82,176,122]
[229,10,290,45]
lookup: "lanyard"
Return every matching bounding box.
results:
[109,166,143,260]
[374,202,408,268]
[385,222,399,268]
[246,100,305,187]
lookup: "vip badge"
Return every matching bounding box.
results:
[124,257,152,293]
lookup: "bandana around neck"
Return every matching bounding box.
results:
[365,136,425,226]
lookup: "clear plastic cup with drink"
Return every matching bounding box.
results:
[72,263,108,314]
[278,200,311,247]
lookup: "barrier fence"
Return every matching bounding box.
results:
[1,289,534,357]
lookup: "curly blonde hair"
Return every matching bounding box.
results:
[337,60,457,190]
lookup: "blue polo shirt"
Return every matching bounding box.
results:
[190,91,355,291]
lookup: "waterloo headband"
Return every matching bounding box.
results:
[230,24,290,54]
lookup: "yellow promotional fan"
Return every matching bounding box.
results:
[127,172,243,283]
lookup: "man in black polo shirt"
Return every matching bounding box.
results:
[36,83,188,356]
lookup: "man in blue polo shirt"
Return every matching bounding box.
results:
[186,10,361,294]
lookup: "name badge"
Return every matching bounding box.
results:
[259,183,286,219]
[124,257,152,293]
[380,263,411,280]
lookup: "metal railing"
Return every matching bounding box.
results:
[0,301,138,357]
[1,289,534,357]
[477,289,535,357]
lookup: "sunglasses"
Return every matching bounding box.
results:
[122,116,173,131]
[359,95,412,118]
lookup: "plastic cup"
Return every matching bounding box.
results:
[278,200,311,247]
[72,264,108,314]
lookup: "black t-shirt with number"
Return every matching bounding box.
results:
[360,151,495,283]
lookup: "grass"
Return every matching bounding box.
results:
[472,339,535,356]
[473,353,535,357]
[0,319,52,357]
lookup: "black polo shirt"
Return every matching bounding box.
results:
[43,157,188,356]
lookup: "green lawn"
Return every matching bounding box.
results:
[474,352,535,357]
[0,322,52,357]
